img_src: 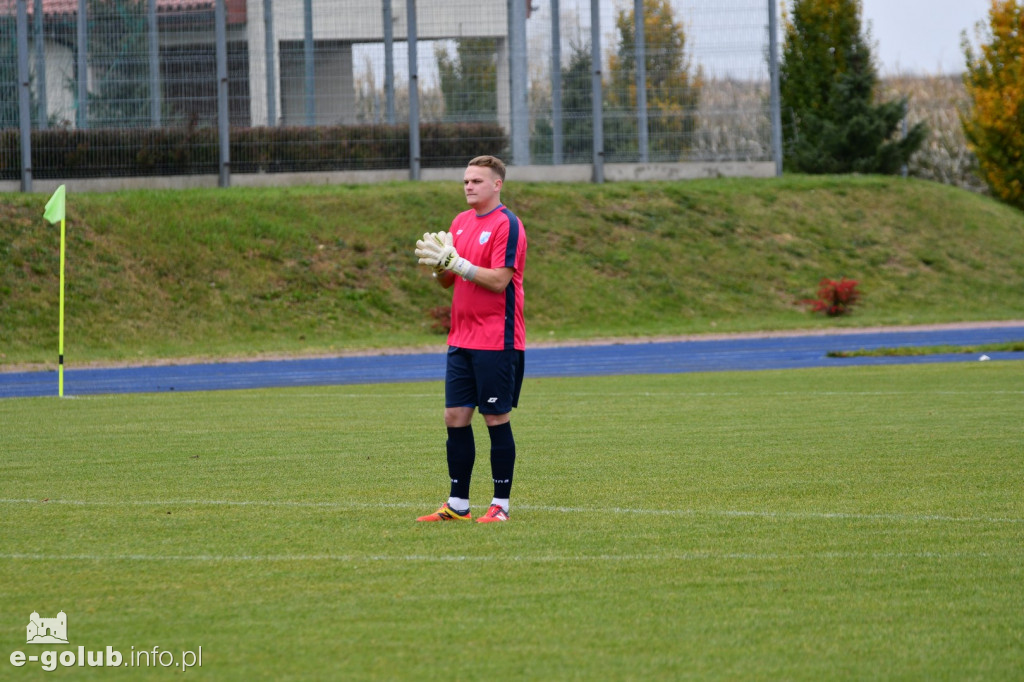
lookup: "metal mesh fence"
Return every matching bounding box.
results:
[2,0,783,186]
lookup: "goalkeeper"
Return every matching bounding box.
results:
[413,155,528,524]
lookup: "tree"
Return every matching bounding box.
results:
[780,0,925,174]
[84,0,154,128]
[0,15,42,131]
[531,39,594,163]
[1,15,20,128]
[435,38,498,123]
[962,0,1024,209]
[605,0,700,161]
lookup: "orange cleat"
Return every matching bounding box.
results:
[476,504,510,523]
[416,502,472,522]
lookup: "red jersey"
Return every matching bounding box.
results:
[447,204,527,351]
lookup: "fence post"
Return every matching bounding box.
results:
[507,0,529,165]
[303,0,315,125]
[382,0,395,125]
[407,0,420,181]
[17,0,32,192]
[635,0,648,163]
[550,0,562,165]
[76,0,87,129]
[32,0,47,129]
[768,0,783,177]
[148,0,161,127]
[215,0,230,187]
[590,0,604,183]
[901,106,909,178]
[262,0,277,126]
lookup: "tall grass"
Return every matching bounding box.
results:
[880,74,986,192]
[693,78,770,162]
[693,75,984,192]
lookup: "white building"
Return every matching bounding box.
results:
[20,0,522,129]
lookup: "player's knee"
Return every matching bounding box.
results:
[444,407,474,428]
[482,412,511,427]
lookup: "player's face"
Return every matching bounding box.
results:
[463,165,502,211]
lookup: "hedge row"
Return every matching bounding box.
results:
[0,123,509,180]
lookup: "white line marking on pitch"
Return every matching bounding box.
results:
[0,551,1003,563]
[0,498,1021,524]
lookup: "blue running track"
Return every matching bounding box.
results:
[2,325,1022,398]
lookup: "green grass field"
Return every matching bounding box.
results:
[2,361,1022,680]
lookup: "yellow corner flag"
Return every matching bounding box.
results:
[43,184,66,225]
[44,185,68,397]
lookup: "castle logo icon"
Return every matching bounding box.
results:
[26,611,68,644]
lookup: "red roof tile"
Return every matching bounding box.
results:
[9,0,245,23]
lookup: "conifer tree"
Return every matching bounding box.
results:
[86,0,153,128]
[436,38,498,123]
[531,41,595,164]
[0,16,20,128]
[780,0,925,174]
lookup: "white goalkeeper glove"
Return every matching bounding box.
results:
[435,231,478,280]
[415,231,447,274]
[415,231,477,281]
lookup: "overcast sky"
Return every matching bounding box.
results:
[356,0,999,86]
[860,0,994,74]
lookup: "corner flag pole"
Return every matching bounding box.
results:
[58,210,66,396]
[43,185,67,397]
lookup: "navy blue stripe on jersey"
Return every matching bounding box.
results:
[504,283,516,349]
[501,208,521,350]
[502,208,520,268]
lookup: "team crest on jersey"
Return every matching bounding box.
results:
[479,231,492,245]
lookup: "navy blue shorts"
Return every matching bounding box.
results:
[445,347,525,415]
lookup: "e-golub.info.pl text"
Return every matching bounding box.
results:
[10,646,202,672]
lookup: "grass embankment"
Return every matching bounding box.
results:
[2,175,1023,367]
[829,341,1024,358]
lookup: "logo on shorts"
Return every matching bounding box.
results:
[479,231,492,245]
[486,397,498,404]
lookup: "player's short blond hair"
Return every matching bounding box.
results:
[468,155,506,182]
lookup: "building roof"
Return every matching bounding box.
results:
[13,0,245,22]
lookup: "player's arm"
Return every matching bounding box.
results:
[466,266,513,293]
[431,260,510,291]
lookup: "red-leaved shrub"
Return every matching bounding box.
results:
[804,278,861,317]
[428,305,452,334]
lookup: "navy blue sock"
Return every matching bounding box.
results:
[446,425,475,500]
[487,422,516,499]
